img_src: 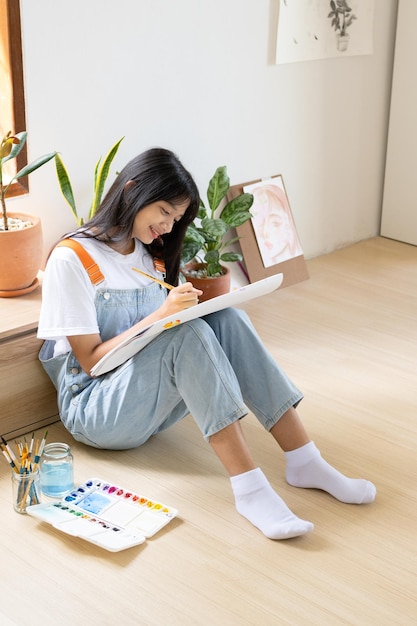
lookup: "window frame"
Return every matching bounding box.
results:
[2,0,28,198]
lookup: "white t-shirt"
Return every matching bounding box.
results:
[38,237,164,355]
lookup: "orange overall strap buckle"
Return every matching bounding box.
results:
[56,239,105,286]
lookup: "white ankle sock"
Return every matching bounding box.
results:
[285,441,376,504]
[230,468,314,540]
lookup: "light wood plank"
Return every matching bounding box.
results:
[0,273,43,340]
[0,273,59,437]
[0,237,416,625]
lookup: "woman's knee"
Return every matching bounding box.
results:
[203,307,253,338]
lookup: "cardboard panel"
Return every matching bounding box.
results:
[227,176,309,288]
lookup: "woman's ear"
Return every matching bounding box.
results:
[124,179,136,191]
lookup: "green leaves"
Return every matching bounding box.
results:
[54,136,124,226]
[55,153,79,225]
[2,131,56,188]
[220,192,253,227]
[89,136,124,220]
[207,166,229,215]
[181,163,253,277]
[201,217,228,240]
[181,224,205,264]
[205,251,223,277]
[0,131,22,162]
[1,130,57,230]
[14,152,57,180]
[220,251,243,263]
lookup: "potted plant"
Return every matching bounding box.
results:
[54,137,124,226]
[0,131,56,297]
[181,165,253,301]
[328,0,357,52]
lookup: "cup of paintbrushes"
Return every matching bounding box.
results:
[11,468,41,514]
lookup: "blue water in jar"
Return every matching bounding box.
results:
[40,443,74,498]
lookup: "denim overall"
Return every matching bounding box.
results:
[39,280,303,450]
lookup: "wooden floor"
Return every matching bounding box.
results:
[0,236,416,625]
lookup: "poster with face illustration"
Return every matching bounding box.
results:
[227,176,308,287]
[244,177,303,268]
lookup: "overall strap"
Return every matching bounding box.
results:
[153,257,166,275]
[56,239,105,286]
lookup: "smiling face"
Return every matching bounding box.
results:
[132,199,189,244]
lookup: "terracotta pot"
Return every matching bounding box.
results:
[0,212,43,297]
[182,262,231,302]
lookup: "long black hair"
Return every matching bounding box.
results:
[72,147,200,285]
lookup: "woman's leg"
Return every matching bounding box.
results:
[202,309,304,431]
[204,310,376,506]
[209,421,313,540]
[270,407,376,504]
[61,318,248,449]
[268,406,310,451]
[207,420,256,476]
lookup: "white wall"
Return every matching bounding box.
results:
[9,0,398,264]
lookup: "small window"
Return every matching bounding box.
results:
[0,0,28,197]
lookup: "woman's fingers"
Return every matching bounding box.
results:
[170,282,202,308]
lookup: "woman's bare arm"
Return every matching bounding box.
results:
[67,282,202,374]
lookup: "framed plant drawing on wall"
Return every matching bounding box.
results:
[227,175,308,288]
[276,0,375,65]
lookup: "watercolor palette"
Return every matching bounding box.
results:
[26,477,178,552]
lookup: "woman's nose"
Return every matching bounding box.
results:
[162,218,175,233]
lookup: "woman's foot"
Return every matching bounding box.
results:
[231,468,314,540]
[285,442,376,504]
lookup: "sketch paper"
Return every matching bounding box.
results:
[90,273,283,377]
[276,0,375,65]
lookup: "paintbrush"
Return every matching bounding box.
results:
[132,267,174,290]
[1,436,20,472]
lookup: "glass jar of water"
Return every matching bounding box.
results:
[40,442,74,498]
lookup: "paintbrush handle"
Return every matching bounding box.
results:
[132,267,174,290]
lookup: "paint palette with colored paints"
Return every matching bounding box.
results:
[26,477,178,552]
